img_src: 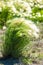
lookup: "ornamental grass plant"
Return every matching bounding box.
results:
[3,18,39,58]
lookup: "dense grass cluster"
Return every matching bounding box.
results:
[3,18,39,58]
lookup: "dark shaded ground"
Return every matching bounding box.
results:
[0,58,20,65]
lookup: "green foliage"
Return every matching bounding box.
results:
[0,6,9,25]
[30,5,43,23]
[3,18,39,58]
[0,6,14,28]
